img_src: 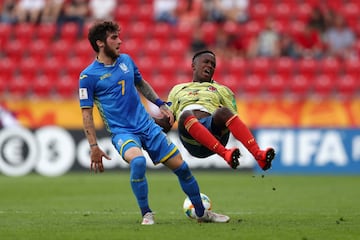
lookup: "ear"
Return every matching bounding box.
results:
[96,40,104,49]
[191,62,195,71]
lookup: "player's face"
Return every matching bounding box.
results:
[193,53,216,82]
[104,31,122,60]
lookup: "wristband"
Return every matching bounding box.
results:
[155,99,172,107]
[90,143,98,148]
[155,99,166,107]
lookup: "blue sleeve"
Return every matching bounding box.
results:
[79,72,96,108]
[125,54,143,84]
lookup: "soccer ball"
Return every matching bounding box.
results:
[183,193,212,219]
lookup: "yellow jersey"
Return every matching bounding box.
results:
[167,81,238,120]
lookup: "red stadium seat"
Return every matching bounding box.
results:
[8,75,31,98]
[73,39,95,63]
[0,77,7,95]
[51,39,71,62]
[319,57,342,78]
[121,38,143,57]
[174,73,189,85]
[220,74,240,93]
[19,58,39,80]
[148,74,172,98]
[240,74,264,97]
[288,21,306,38]
[343,59,360,78]
[151,22,172,41]
[137,4,154,23]
[114,4,135,23]
[5,39,24,62]
[137,56,155,80]
[223,21,241,35]
[248,58,271,78]
[55,75,78,98]
[201,22,218,45]
[13,23,35,44]
[36,23,56,43]
[243,21,262,39]
[273,57,296,78]
[335,74,359,99]
[167,39,187,58]
[32,75,54,98]
[41,57,63,80]
[339,3,360,22]
[0,23,11,49]
[297,58,319,78]
[0,57,16,80]
[178,57,193,76]
[295,3,312,22]
[312,74,334,98]
[228,57,248,77]
[354,40,360,57]
[143,38,163,59]
[173,23,193,45]
[249,3,270,23]
[66,57,88,79]
[265,74,287,98]
[288,74,311,99]
[125,21,149,40]
[271,3,292,22]
[28,39,49,62]
[159,56,177,79]
[60,22,78,43]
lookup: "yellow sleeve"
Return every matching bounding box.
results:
[167,84,182,120]
[218,84,238,114]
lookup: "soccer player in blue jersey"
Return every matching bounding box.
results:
[78,21,230,225]
[166,50,275,171]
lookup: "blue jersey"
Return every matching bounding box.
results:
[79,54,157,135]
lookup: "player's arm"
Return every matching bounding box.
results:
[81,107,111,173]
[219,86,238,113]
[136,78,174,130]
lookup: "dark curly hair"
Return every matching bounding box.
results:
[88,21,120,52]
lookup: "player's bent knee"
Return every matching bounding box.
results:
[130,156,146,170]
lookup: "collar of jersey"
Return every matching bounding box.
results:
[96,56,117,67]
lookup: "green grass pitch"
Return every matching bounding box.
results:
[1,170,359,240]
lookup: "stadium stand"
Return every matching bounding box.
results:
[1,0,359,99]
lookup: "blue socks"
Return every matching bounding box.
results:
[173,162,205,217]
[130,156,151,216]
[130,157,204,218]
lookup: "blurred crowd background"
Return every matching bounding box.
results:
[0,0,360,101]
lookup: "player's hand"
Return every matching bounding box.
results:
[159,104,174,126]
[90,146,111,173]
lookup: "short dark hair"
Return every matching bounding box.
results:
[192,50,216,62]
[88,21,120,52]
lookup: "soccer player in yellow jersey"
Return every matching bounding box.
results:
[166,50,275,170]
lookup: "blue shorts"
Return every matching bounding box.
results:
[178,116,230,158]
[112,123,179,165]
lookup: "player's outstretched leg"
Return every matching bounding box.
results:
[255,148,275,171]
[183,116,241,169]
[223,147,241,169]
[226,115,275,170]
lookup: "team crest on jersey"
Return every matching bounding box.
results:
[119,63,129,73]
[208,86,217,92]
